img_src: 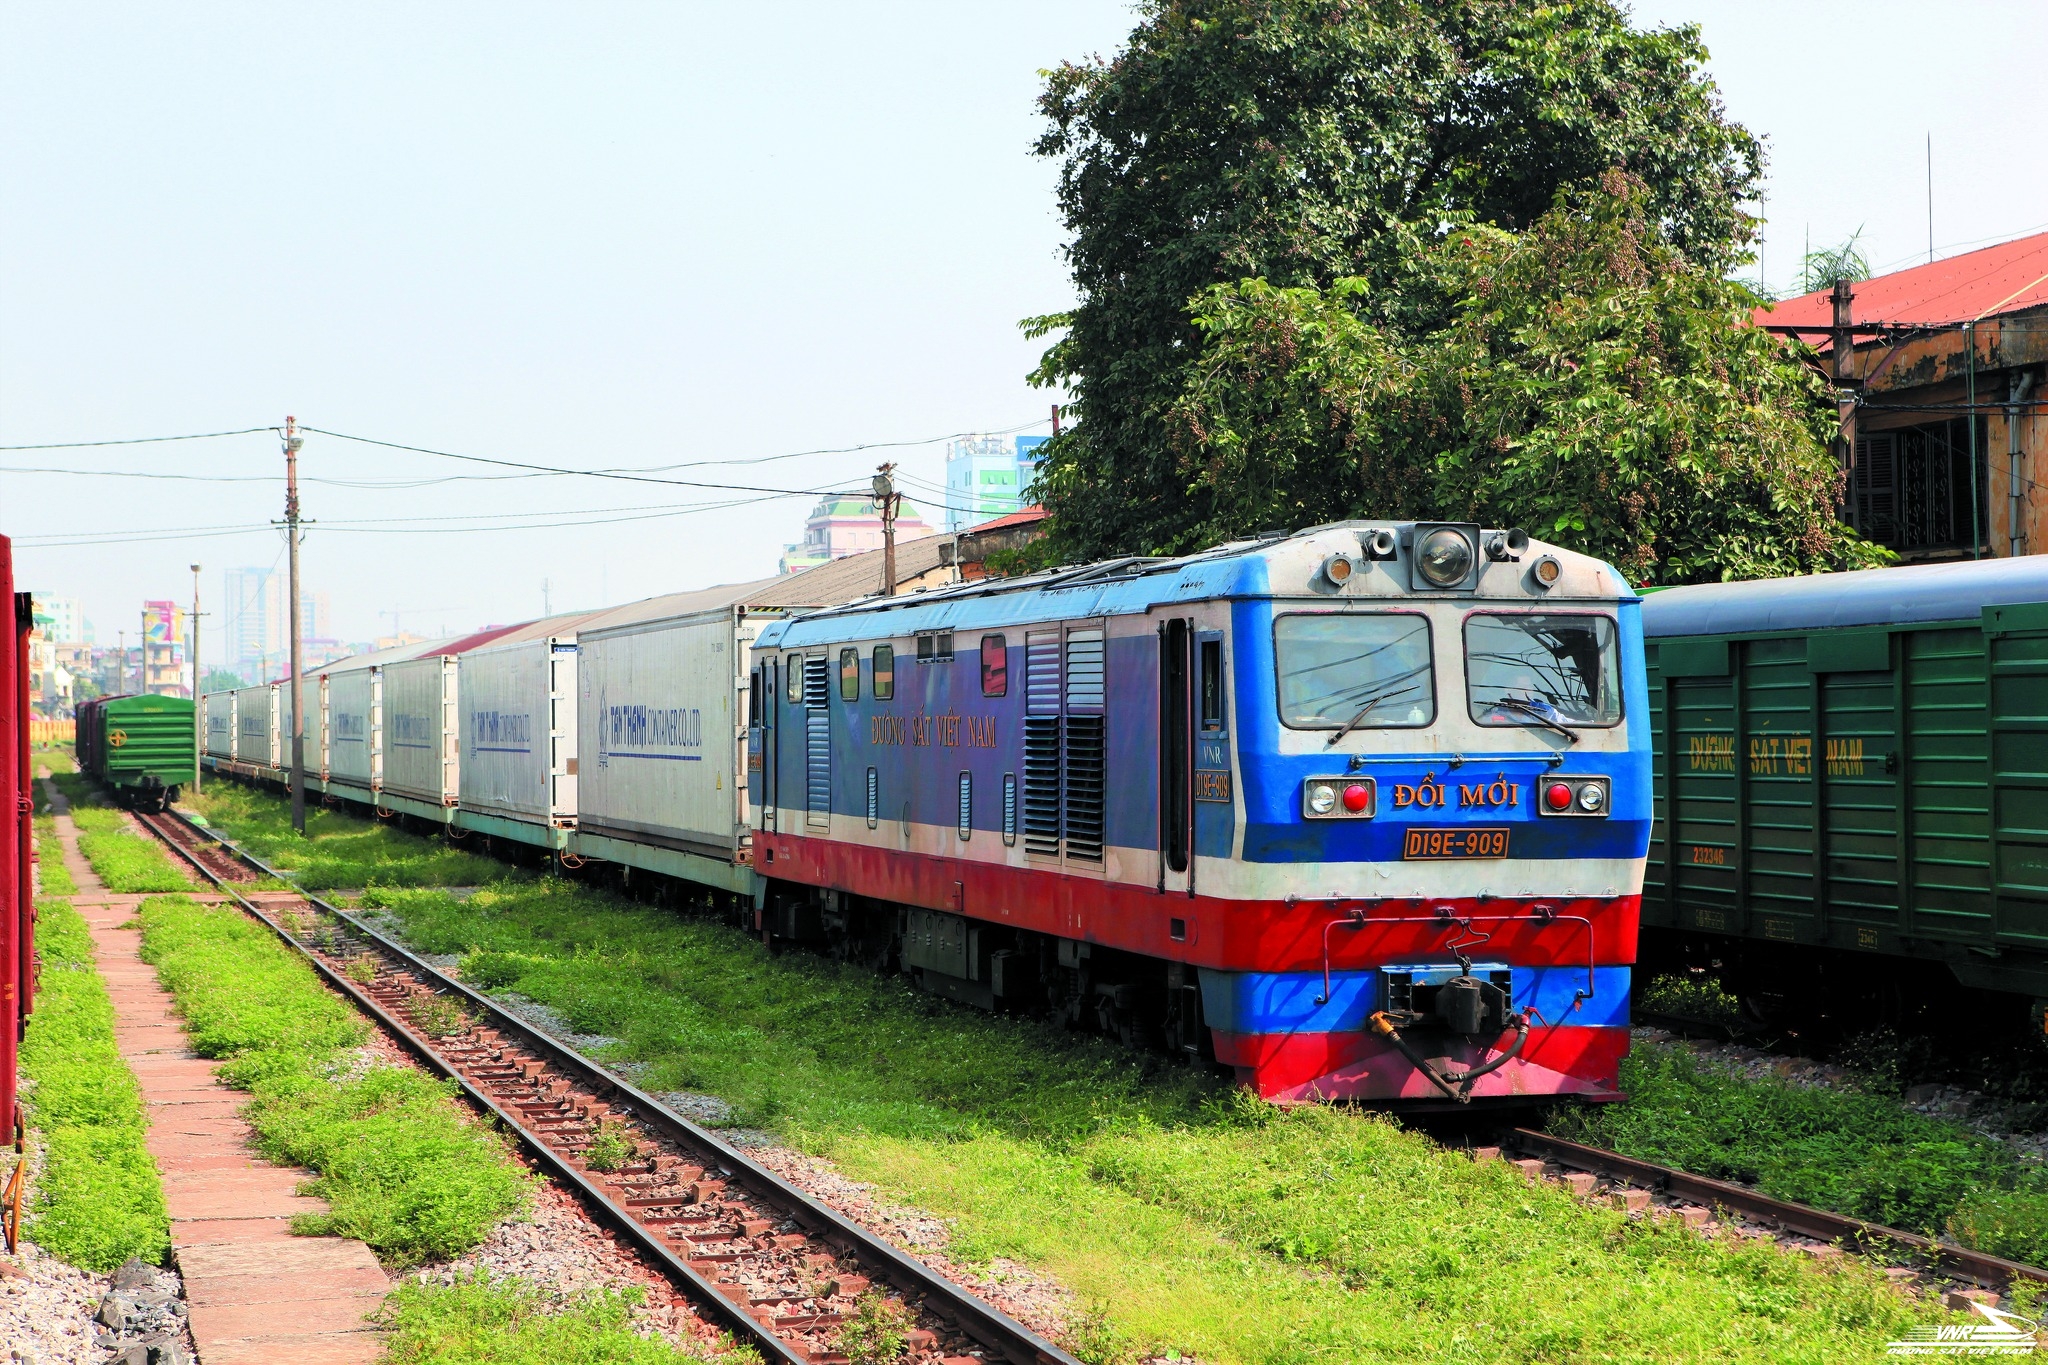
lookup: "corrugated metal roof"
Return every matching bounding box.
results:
[747,536,950,608]
[1640,556,2048,637]
[964,506,1047,533]
[1759,231,2048,335]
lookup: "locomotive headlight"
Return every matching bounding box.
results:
[1416,527,1474,587]
[1531,555,1563,589]
[1539,775,1610,817]
[1303,776,1375,819]
[1322,552,1356,586]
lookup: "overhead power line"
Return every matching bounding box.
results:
[0,426,276,451]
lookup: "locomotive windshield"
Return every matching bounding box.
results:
[1273,613,1434,729]
[1464,613,1621,727]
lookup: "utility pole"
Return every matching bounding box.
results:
[1832,279,1858,525]
[190,564,202,792]
[283,417,307,833]
[872,463,899,597]
[139,608,148,695]
[117,630,126,696]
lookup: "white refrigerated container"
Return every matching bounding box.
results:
[575,605,760,858]
[458,636,579,826]
[202,691,234,759]
[231,684,276,768]
[381,654,459,805]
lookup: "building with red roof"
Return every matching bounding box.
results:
[1757,232,2048,562]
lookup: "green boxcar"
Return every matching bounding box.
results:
[76,694,196,811]
[1639,559,2048,1011]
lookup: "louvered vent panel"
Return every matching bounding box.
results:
[1856,433,1898,542]
[805,656,831,828]
[1023,630,1063,855]
[1062,629,1107,860]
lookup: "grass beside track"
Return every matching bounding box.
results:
[18,898,171,1270]
[378,1272,729,1365]
[44,768,192,893]
[370,875,1941,1363]
[185,779,1958,1362]
[33,811,77,896]
[1550,1035,2048,1266]
[181,782,511,890]
[135,893,529,1267]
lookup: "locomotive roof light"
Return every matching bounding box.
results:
[1530,555,1563,589]
[1400,527,1482,589]
[1485,528,1529,562]
[1321,552,1356,587]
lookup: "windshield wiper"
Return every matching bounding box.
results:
[1326,690,1404,747]
[1489,695,1580,747]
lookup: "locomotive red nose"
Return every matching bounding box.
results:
[1545,782,1574,811]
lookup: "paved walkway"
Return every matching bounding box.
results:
[45,783,388,1364]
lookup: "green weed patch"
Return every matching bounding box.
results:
[137,894,528,1265]
[33,812,76,896]
[18,899,170,1270]
[68,805,191,893]
[181,782,509,890]
[376,1271,727,1365]
[1551,1041,2048,1263]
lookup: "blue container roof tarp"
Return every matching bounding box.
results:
[1641,557,2048,637]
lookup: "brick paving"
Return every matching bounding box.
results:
[46,786,389,1364]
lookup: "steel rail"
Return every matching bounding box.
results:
[1507,1127,2048,1291]
[138,807,1081,1365]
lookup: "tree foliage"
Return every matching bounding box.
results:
[1027,0,1792,570]
[1168,173,1888,583]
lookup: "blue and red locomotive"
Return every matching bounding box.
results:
[749,521,1651,1104]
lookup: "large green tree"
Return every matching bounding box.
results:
[1029,0,1767,561]
[1168,173,1886,583]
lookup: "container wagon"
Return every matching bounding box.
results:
[76,694,196,811]
[750,522,1651,1104]
[1638,556,2048,1033]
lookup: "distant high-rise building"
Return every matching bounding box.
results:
[779,493,937,574]
[1014,434,1049,494]
[30,596,86,644]
[222,566,330,681]
[943,434,1048,532]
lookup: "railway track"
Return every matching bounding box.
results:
[1498,1128,2048,1294]
[131,806,1081,1365]
[133,798,2048,1317]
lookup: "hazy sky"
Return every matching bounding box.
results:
[5,2,2046,664]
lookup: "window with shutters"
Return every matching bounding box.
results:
[1062,628,1107,860]
[1852,418,1987,554]
[1022,630,1062,855]
[804,656,831,828]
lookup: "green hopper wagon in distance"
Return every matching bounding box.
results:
[1636,556,2048,1042]
[76,693,196,812]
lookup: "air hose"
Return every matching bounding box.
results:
[1369,1011,1531,1104]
